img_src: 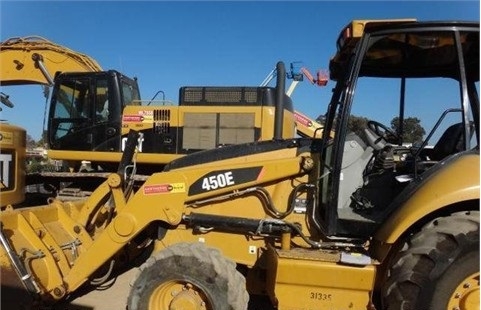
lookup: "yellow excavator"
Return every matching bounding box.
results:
[0,36,324,205]
[0,19,478,310]
[44,60,322,175]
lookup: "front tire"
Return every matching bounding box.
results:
[383,211,479,310]
[127,242,249,310]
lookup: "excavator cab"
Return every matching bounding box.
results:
[47,70,140,156]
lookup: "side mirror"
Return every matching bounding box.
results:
[0,92,14,108]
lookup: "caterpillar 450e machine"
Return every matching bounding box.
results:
[1,19,479,310]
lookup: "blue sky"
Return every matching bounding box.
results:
[0,1,479,141]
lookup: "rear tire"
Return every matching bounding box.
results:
[383,211,479,310]
[127,242,249,310]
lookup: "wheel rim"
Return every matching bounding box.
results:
[149,280,210,310]
[447,272,480,310]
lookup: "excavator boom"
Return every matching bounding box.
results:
[0,36,102,86]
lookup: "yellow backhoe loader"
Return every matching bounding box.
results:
[0,19,478,310]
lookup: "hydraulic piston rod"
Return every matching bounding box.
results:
[0,222,41,295]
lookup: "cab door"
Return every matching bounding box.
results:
[48,75,95,151]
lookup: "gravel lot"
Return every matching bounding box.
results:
[1,267,136,310]
[56,268,137,310]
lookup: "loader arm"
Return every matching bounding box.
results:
[0,36,102,87]
[0,135,310,300]
[64,147,307,292]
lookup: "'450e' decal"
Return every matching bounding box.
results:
[189,167,263,196]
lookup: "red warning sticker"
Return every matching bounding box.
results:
[294,112,313,127]
[122,115,144,122]
[144,183,186,195]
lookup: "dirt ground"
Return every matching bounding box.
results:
[1,265,270,310]
[1,267,136,310]
[56,268,136,310]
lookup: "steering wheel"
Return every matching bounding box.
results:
[367,120,400,144]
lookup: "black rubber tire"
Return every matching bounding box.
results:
[127,242,249,310]
[383,211,479,310]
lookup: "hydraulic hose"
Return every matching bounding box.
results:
[117,130,140,181]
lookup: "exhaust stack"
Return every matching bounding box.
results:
[274,61,285,140]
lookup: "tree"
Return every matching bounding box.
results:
[36,135,46,148]
[26,134,36,149]
[348,115,369,137]
[390,116,425,144]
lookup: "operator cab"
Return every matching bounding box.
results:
[47,70,140,154]
[316,20,479,237]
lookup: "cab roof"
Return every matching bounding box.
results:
[329,19,479,81]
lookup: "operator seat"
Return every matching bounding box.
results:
[430,122,466,161]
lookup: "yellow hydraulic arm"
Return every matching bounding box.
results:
[0,35,102,86]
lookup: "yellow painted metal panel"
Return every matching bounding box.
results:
[376,153,480,244]
[267,246,376,309]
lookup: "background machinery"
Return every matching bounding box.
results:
[0,123,26,207]
[45,61,323,177]
[1,36,324,205]
[0,36,104,207]
[0,19,478,310]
